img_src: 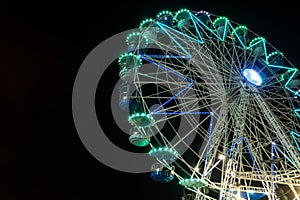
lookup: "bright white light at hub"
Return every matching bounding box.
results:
[243,69,262,86]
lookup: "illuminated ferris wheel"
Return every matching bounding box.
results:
[117,8,300,200]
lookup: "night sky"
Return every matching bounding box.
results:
[2,0,300,199]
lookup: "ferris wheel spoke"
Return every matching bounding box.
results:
[253,93,300,167]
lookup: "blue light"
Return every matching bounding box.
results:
[240,191,267,199]
[243,68,262,86]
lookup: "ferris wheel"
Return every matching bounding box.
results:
[117,8,300,200]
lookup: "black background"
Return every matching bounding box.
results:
[1,0,300,199]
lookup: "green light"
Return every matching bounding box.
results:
[266,51,285,66]
[128,112,154,127]
[126,32,149,47]
[266,51,284,62]
[231,25,247,38]
[118,53,142,79]
[179,178,208,187]
[139,18,154,30]
[118,52,142,66]
[149,147,178,156]
[212,16,228,27]
[174,8,190,21]
[280,74,285,81]
[129,134,150,147]
[249,36,265,47]
[157,10,172,18]
[149,147,179,160]
[126,32,140,44]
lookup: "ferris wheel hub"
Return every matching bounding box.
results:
[242,68,262,86]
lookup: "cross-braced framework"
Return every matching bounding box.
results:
[117,8,300,200]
